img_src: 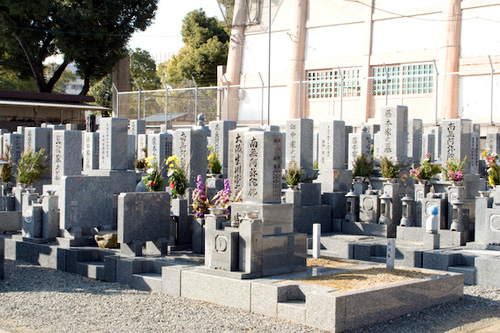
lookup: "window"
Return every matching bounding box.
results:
[372,63,433,95]
[308,68,361,99]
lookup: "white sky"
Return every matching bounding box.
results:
[128,0,223,61]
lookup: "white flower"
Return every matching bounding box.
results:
[147,168,154,174]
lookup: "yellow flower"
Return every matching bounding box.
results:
[208,153,214,161]
[489,176,495,187]
[482,150,488,157]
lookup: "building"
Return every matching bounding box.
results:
[222,0,500,129]
[0,90,111,132]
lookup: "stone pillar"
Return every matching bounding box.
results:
[287,0,308,119]
[439,0,461,120]
[224,0,247,121]
[52,130,82,185]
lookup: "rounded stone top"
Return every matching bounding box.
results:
[197,113,206,126]
[361,126,368,133]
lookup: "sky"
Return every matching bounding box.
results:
[128,0,223,62]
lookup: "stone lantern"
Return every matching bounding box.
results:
[400,194,414,227]
[379,193,392,225]
[450,199,464,231]
[345,189,358,222]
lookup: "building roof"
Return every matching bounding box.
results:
[144,113,189,122]
[0,90,111,112]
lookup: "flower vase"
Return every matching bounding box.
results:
[418,179,430,186]
[451,181,462,187]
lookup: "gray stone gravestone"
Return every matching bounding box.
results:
[441,119,472,174]
[470,131,480,175]
[422,133,436,161]
[137,134,148,160]
[173,128,208,188]
[83,132,99,171]
[148,133,173,165]
[24,127,53,180]
[486,133,500,155]
[209,120,237,178]
[118,192,170,256]
[3,133,23,167]
[286,118,314,171]
[428,126,442,160]
[408,119,423,165]
[52,130,82,185]
[379,105,409,165]
[348,129,371,171]
[99,117,128,170]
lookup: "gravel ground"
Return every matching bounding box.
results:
[1,260,500,333]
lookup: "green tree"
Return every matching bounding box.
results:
[160,9,229,88]
[0,0,158,94]
[130,48,161,91]
[89,74,112,109]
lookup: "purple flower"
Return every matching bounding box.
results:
[200,195,207,201]
[196,175,204,191]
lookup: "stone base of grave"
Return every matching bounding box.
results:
[342,221,397,238]
[0,211,21,234]
[231,202,294,236]
[397,226,468,247]
[11,234,54,244]
[315,169,352,192]
[83,169,136,194]
[321,192,347,231]
[57,235,97,248]
[162,262,462,332]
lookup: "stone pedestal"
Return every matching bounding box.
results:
[192,217,205,254]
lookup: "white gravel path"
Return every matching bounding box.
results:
[1,260,500,333]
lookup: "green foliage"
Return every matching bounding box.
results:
[410,155,441,180]
[89,75,113,108]
[379,157,400,179]
[0,0,158,94]
[159,9,229,88]
[352,154,373,178]
[130,48,161,90]
[313,160,319,170]
[16,148,48,186]
[142,156,164,192]
[207,146,222,174]
[0,66,37,91]
[166,155,189,197]
[0,145,13,183]
[285,161,304,186]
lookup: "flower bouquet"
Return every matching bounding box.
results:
[192,175,210,218]
[442,156,466,182]
[483,151,500,186]
[207,146,222,175]
[211,178,232,218]
[166,155,189,197]
[142,155,164,192]
[410,154,441,182]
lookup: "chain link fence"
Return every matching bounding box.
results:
[114,69,499,127]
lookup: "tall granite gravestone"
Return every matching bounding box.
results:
[209,121,237,178]
[173,128,208,189]
[315,120,352,232]
[3,133,23,167]
[137,134,148,159]
[227,128,263,199]
[364,123,380,142]
[422,133,436,160]
[428,126,442,160]
[379,105,409,165]
[348,128,371,171]
[24,127,53,191]
[52,130,82,185]
[208,130,306,277]
[58,175,114,247]
[441,119,472,174]
[83,132,99,171]
[408,119,423,165]
[148,133,173,165]
[84,117,136,194]
[470,131,480,175]
[284,119,331,233]
[117,192,170,256]
[486,133,500,155]
[129,119,146,157]
[127,135,136,170]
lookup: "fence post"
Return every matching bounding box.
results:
[433,59,439,125]
[338,66,343,121]
[489,55,495,125]
[296,69,302,119]
[134,82,141,120]
[165,85,168,129]
[143,87,146,120]
[383,63,388,106]
[192,76,198,123]
[222,74,229,120]
[258,72,265,125]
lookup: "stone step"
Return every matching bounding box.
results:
[277,300,306,324]
[448,265,476,285]
[370,256,386,263]
[131,272,163,292]
[76,261,105,280]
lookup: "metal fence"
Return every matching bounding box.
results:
[115,67,499,127]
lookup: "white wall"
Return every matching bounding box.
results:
[461,6,500,57]
[241,31,291,76]
[459,74,500,122]
[238,86,289,122]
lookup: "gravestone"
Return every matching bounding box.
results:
[470,131,480,175]
[486,133,500,155]
[379,105,409,165]
[347,129,371,171]
[83,132,99,171]
[148,133,173,166]
[227,128,263,199]
[3,133,23,167]
[46,124,65,130]
[286,118,314,171]
[422,133,436,161]
[58,175,113,246]
[127,135,135,170]
[117,192,170,256]
[173,128,208,188]
[428,126,442,160]
[364,123,380,142]
[408,119,423,165]
[24,127,53,181]
[441,119,472,174]
[209,120,237,178]
[99,117,128,170]
[129,119,146,136]
[52,130,82,185]
[137,134,148,159]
